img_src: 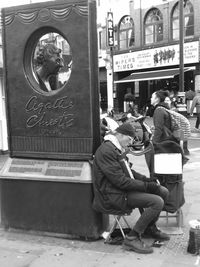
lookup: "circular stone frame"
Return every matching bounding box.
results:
[24,27,72,96]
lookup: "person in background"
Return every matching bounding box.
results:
[151,90,173,143]
[92,123,170,254]
[164,96,173,109]
[124,91,135,102]
[107,106,115,118]
[185,88,195,102]
[127,102,139,117]
[124,89,136,113]
[169,90,178,111]
[190,90,200,131]
[164,96,190,155]
[144,90,172,176]
[100,108,119,141]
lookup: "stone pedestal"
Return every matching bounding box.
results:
[0,158,108,239]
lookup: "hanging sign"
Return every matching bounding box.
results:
[107,11,114,47]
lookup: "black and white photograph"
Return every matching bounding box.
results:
[0,0,200,266]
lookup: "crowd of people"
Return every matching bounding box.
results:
[94,89,200,254]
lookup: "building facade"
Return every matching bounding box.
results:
[97,0,131,111]
[112,0,200,113]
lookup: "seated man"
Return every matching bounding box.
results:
[92,123,170,254]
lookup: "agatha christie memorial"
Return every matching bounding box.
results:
[0,0,105,239]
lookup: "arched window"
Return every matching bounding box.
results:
[118,15,135,50]
[172,0,194,40]
[144,8,163,45]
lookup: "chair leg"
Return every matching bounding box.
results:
[104,215,132,243]
[104,216,119,243]
[176,208,183,228]
[115,216,126,239]
[121,216,131,229]
[159,209,183,228]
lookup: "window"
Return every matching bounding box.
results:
[172,0,194,40]
[144,8,163,45]
[118,16,135,50]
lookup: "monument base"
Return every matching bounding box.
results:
[0,158,108,239]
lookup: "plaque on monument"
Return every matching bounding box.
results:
[1,0,100,160]
[0,158,92,183]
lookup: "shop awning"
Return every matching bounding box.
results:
[114,67,193,84]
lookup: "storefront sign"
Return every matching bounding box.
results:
[113,41,199,72]
[107,12,114,47]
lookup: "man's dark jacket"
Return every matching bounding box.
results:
[92,140,148,214]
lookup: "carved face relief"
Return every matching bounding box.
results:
[32,33,72,93]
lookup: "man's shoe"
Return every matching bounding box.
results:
[142,225,170,241]
[123,235,153,254]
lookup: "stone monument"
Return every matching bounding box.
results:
[0,0,106,239]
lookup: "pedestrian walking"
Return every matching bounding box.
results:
[145,90,172,176]
[146,90,188,174]
[151,90,174,143]
[147,91,186,214]
[190,89,200,131]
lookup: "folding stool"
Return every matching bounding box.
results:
[104,213,131,243]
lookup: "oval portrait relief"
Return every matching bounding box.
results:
[32,33,72,93]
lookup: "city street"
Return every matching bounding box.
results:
[0,128,199,267]
[0,0,200,266]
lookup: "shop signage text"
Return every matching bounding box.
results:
[113,41,199,72]
[107,12,114,47]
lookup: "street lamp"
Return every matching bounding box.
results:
[179,0,184,92]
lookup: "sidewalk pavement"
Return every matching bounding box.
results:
[0,126,200,266]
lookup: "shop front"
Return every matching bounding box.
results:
[113,40,199,113]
